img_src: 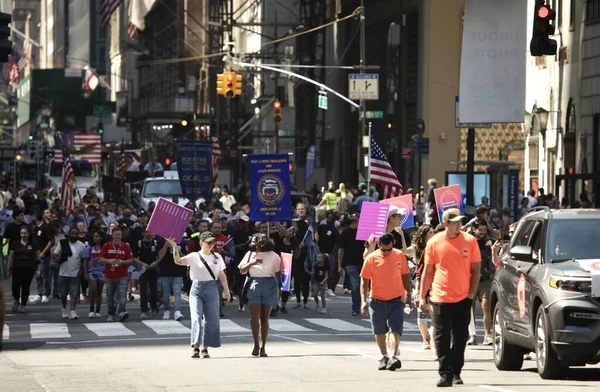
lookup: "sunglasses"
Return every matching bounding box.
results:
[204,240,215,245]
[380,247,394,253]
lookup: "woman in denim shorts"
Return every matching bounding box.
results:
[239,234,280,358]
[84,230,107,318]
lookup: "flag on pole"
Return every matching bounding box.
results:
[101,0,124,27]
[129,0,157,31]
[118,143,127,179]
[60,142,76,213]
[212,137,222,183]
[369,136,405,199]
[54,132,102,164]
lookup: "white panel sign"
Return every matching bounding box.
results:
[348,74,379,100]
[459,0,527,124]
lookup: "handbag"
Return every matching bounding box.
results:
[241,252,254,305]
[197,254,218,281]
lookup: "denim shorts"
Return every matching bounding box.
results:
[246,277,279,306]
[368,297,405,335]
[59,276,81,299]
[88,271,106,281]
[312,281,328,291]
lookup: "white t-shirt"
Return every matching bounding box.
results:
[54,240,86,277]
[239,250,281,278]
[181,251,226,282]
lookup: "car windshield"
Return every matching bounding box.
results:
[20,164,37,180]
[547,219,600,263]
[49,161,96,177]
[142,179,183,197]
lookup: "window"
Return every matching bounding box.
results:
[512,220,537,247]
[570,0,575,26]
[142,180,183,198]
[547,219,600,262]
[587,0,600,23]
[49,161,97,177]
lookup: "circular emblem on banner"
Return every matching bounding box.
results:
[439,190,462,211]
[590,261,600,272]
[257,174,285,206]
[517,273,527,318]
[392,201,410,227]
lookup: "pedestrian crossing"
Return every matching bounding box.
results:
[2,318,421,341]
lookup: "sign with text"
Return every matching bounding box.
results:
[380,194,415,230]
[280,252,293,291]
[146,197,194,243]
[459,0,527,123]
[348,73,379,100]
[176,140,212,202]
[356,202,390,241]
[248,154,292,221]
[433,185,465,223]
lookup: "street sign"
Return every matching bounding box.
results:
[93,105,109,118]
[402,148,412,160]
[366,111,384,119]
[416,118,425,135]
[278,129,295,137]
[348,73,379,100]
[318,94,328,110]
[455,96,492,128]
[412,137,430,155]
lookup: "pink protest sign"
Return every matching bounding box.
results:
[433,184,464,223]
[280,252,293,291]
[146,197,194,243]
[356,202,390,241]
[380,194,415,229]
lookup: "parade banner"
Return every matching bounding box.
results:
[176,140,212,202]
[433,184,465,223]
[356,202,390,241]
[146,197,194,243]
[305,145,316,179]
[248,154,292,221]
[280,252,293,291]
[380,194,415,230]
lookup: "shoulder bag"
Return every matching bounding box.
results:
[241,251,254,305]
[197,253,218,281]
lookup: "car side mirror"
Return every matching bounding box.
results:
[509,245,533,262]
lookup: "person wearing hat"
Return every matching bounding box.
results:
[418,208,481,387]
[167,231,231,359]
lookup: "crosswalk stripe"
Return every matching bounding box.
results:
[361,319,420,331]
[3,325,8,340]
[84,323,136,337]
[142,320,190,335]
[30,323,70,339]
[219,319,250,333]
[269,319,315,332]
[305,318,371,332]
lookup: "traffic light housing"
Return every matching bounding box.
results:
[216,73,224,96]
[0,12,12,63]
[234,73,243,96]
[273,100,282,125]
[224,71,235,98]
[530,1,557,56]
[97,121,104,134]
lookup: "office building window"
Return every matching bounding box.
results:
[570,0,575,26]
[587,0,600,23]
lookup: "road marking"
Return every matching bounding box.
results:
[305,318,371,332]
[271,334,314,345]
[479,386,517,392]
[142,320,190,335]
[3,324,8,340]
[269,319,315,332]
[84,322,136,337]
[345,348,380,360]
[30,323,70,339]
[219,319,250,333]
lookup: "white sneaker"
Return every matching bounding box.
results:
[163,310,170,320]
[41,295,49,304]
[31,295,42,304]
[344,289,350,294]
[140,312,148,320]
[69,310,79,320]
[61,308,69,319]
[327,289,336,297]
[88,312,95,318]
[174,311,183,321]
[94,312,101,318]
[107,315,115,322]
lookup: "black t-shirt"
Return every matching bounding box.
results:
[136,239,159,264]
[477,238,493,281]
[233,228,253,262]
[11,241,38,268]
[272,232,296,255]
[337,227,364,268]
[4,221,25,245]
[317,223,338,254]
[293,218,310,245]
[314,262,328,281]
[158,240,186,277]
[32,222,53,252]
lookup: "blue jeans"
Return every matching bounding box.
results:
[36,255,51,296]
[106,277,129,316]
[189,280,221,348]
[345,265,361,314]
[161,276,183,312]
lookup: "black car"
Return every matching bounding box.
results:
[491,207,600,379]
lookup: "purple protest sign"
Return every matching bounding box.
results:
[146,197,194,243]
[356,202,390,241]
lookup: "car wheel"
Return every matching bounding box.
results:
[493,305,524,371]
[535,306,567,379]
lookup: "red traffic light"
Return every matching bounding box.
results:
[537,5,550,19]
[568,167,574,175]
[165,158,171,166]
[274,100,281,109]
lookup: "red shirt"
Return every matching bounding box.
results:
[213,233,229,254]
[99,241,134,279]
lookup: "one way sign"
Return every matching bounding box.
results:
[348,74,379,100]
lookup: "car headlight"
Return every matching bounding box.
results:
[549,276,592,294]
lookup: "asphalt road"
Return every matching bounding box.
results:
[1,283,599,391]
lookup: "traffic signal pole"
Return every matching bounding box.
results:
[358,1,367,183]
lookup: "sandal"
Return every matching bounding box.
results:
[191,347,200,359]
[18,306,26,313]
[252,345,260,357]
[201,349,210,358]
[259,347,268,357]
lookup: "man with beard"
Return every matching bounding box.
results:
[53,227,87,319]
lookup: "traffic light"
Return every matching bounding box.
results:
[0,12,12,63]
[530,0,557,56]
[273,99,282,125]
[97,121,104,134]
[234,73,243,96]
[224,71,235,98]
[181,119,188,127]
[216,73,224,96]
[28,134,33,141]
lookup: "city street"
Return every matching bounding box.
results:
[1,284,599,391]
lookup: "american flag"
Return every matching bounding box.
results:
[101,0,123,27]
[60,146,76,212]
[212,137,221,183]
[128,22,139,39]
[369,136,405,199]
[54,132,102,164]
[118,144,127,179]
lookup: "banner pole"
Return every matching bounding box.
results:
[266,139,271,239]
[366,121,372,195]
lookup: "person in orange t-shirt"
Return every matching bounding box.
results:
[360,233,411,372]
[419,208,481,387]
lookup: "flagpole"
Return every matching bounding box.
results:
[366,121,372,195]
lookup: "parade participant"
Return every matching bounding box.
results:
[84,230,106,318]
[7,227,40,314]
[53,227,87,320]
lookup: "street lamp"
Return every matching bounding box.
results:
[536,107,549,139]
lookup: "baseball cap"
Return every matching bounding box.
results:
[442,208,464,222]
[388,206,402,217]
[199,231,216,243]
[219,213,228,220]
[236,212,249,222]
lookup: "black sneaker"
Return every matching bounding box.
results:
[280,306,287,314]
[453,375,463,385]
[386,356,402,371]
[436,377,452,387]
[378,356,389,370]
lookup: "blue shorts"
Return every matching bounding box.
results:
[88,271,105,281]
[368,297,405,335]
[312,281,328,291]
[246,277,279,306]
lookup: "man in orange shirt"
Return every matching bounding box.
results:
[419,208,481,387]
[360,233,411,372]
